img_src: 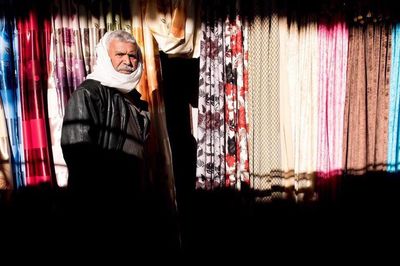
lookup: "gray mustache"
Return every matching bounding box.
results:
[118,65,135,72]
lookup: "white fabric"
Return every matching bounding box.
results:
[86,31,143,94]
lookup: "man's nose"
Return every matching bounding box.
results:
[122,54,131,65]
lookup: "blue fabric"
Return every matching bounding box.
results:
[388,23,400,172]
[0,15,26,187]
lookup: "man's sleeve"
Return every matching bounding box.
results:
[61,88,99,146]
[60,88,101,190]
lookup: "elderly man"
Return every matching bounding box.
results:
[61,30,153,256]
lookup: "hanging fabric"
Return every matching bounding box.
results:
[144,0,201,57]
[223,0,249,190]
[343,14,391,175]
[129,0,177,213]
[49,0,99,186]
[196,0,226,189]
[387,22,400,172]
[248,0,283,201]
[0,3,25,188]
[316,17,348,180]
[196,0,249,190]
[0,97,12,190]
[279,5,318,201]
[17,3,54,186]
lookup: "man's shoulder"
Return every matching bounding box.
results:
[78,79,102,91]
[74,79,108,97]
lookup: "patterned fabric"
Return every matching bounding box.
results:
[387,23,400,172]
[196,0,225,189]
[50,0,99,186]
[196,0,249,190]
[0,9,26,188]
[224,1,249,190]
[317,18,348,179]
[248,0,283,201]
[343,21,391,174]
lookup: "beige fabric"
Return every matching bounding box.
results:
[280,14,318,201]
[248,0,282,201]
[130,0,177,214]
[144,0,201,57]
[0,98,13,190]
[278,15,294,180]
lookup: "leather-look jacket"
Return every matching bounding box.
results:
[61,79,150,193]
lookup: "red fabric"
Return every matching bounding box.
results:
[17,8,53,186]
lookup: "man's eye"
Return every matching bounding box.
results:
[129,54,137,59]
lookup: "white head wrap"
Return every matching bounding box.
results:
[86,31,143,94]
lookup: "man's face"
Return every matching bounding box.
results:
[108,39,139,74]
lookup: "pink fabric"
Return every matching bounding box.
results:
[317,20,348,179]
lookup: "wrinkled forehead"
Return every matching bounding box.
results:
[109,39,138,52]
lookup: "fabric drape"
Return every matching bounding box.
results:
[49,0,99,186]
[196,0,249,190]
[248,0,283,201]
[224,0,249,190]
[131,0,177,213]
[279,10,318,201]
[195,0,225,189]
[17,5,53,186]
[145,0,201,57]
[387,22,400,172]
[343,20,391,174]
[0,98,12,189]
[317,18,348,180]
[0,5,25,188]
